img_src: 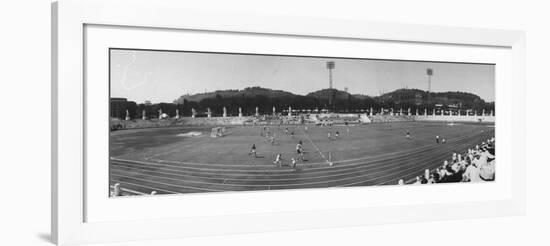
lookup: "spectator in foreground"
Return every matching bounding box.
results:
[424,169,430,181]
[395,137,495,185]
[463,156,481,182]
[479,162,495,181]
[428,173,437,184]
[110,183,121,197]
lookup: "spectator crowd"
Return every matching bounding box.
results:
[399,137,496,185]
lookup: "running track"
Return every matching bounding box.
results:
[109,128,494,195]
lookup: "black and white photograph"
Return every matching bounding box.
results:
[109,49,496,196]
[7,0,549,245]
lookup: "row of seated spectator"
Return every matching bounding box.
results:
[398,137,495,185]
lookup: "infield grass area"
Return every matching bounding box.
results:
[109,121,494,195]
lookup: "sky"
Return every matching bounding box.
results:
[110,49,495,104]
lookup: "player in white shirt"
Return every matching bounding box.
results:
[273,154,283,166]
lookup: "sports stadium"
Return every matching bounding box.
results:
[109,50,496,197]
[109,110,495,196]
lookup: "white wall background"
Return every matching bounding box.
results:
[0,0,547,245]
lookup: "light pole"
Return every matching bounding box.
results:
[327,61,335,108]
[426,68,433,106]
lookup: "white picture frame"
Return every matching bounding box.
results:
[52,0,526,245]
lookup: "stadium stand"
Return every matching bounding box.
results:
[402,137,495,184]
[110,114,495,132]
[368,115,415,123]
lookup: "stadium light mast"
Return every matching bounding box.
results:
[426,68,433,106]
[327,61,335,107]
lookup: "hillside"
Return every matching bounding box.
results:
[307,88,354,100]
[375,88,487,107]
[168,87,492,115]
[174,86,296,104]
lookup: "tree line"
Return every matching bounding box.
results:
[113,91,495,119]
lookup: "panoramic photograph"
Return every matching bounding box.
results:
[109,48,496,197]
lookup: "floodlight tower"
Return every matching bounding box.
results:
[327,61,335,107]
[426,68,433,106]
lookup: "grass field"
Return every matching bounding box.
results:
[109,121,495,195]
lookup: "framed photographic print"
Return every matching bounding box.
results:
[52,0,526,245]
[108,48,497,194]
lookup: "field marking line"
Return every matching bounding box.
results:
[111,131,484,175]
[111,141,468,182]
[143,132,466,167]
[111,142,469,188]
[111,134,491,192]
[113,146,445,182]
[114,123,492,169]
[130,123,489,167]
[111,129,492,178]
[109,125,494,192]
[111,146,453,184]
[114,150,440,189]
[298,127,330,164]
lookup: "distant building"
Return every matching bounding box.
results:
[110,97,128,119]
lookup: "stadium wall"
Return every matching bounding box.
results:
[110,116,252,130]
[368,115,415,123]
[364,115,495,123]
[180,117,251,126]
[415,115,495,122]
[315,113,367,124]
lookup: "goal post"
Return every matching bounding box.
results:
[210,127,225,137]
